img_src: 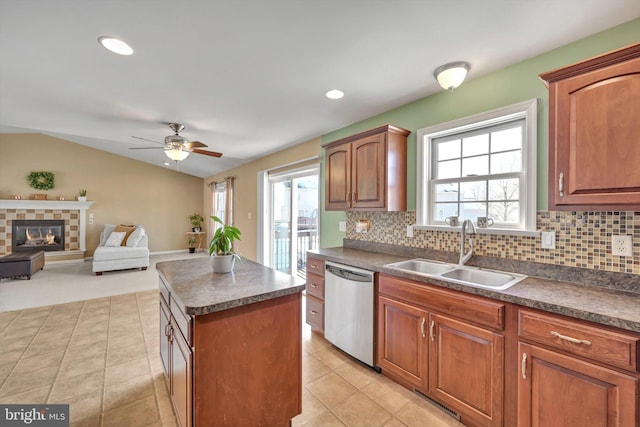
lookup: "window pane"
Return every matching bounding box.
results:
[437,139,460,161]
[460,181,486,201]
[437,159,461,179]
[463,134,489,157]
[489,201,519,223]
[460,202,486,219]
[462,155,488,176]
[489,178,519,201]
[434,183,459,202]
[491,151,521,174]
[491,126,522,152]
[433,203,458,221]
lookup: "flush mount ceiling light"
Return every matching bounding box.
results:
[325,89,344,100]
[98,36,134,56]
[434,62,471,91]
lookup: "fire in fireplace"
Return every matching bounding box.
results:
[12,220,65,252]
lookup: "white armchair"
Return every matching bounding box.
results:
[92,224,149,276]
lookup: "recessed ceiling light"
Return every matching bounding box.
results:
[98,36,134,56]
[325,89,344,100]
[164,162,171,166]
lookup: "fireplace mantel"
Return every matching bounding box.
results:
[0,200,93,210]
[0,199,94,253]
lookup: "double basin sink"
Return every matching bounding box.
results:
[384,259,527,290]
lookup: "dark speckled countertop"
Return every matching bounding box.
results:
[156,257,305,316]
[310,247,640,333]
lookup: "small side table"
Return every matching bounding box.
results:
[186,231,206,252]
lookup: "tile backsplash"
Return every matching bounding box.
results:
[346,211,639,275]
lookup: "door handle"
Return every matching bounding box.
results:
[420,318,426,338]
[558,173,564,197]
[551,331,591,346]
[521,353,527,379]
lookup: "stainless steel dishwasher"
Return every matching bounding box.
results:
[324,261,375,367]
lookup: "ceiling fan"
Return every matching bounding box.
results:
[130,123,223,161]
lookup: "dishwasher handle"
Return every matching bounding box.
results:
[326,264,372,282]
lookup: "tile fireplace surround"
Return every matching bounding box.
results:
[0,200,93,257]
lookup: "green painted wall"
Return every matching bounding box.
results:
[320,18,640,248]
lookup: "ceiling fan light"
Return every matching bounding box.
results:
[434,62,470,91]
[165,148,190,161]
[165,134,188,145]
[98,36,134,56]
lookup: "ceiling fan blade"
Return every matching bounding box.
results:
[185,140,207,149]
[129,147,164,150]
[192,148,223,158]
[131,136,164,145]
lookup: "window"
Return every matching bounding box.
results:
[416,99,537,233]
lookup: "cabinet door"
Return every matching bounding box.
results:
[549,55,640,209]
[159,297,171,382]
[518,342,638,427]
[429,314,504,427]
[325,143,351,210]
[377,295,429,391]
[171,319,193,427]
[351,133,386,209]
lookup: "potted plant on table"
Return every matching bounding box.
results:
[209,215,241,273]
[187,236,198,254]
[189,213,204,232]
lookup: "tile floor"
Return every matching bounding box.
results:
[0,290,464,427]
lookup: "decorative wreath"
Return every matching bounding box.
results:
[27,171,56,190]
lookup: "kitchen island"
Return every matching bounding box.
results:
[156,256,305,427]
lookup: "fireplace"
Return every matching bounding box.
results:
[12,220,65,252]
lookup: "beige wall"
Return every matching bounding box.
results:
[0,133,204,256]
[204,138,321,261]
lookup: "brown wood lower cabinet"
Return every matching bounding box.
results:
[159,278,302,426]
[518,342,638,427]
[377,295,429,391]
[429,314,504,427]
[377,275,505,427]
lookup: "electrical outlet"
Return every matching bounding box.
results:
[541,231,555,249]
[406,225,414,238]
[612,235,632,256]
[339,221,346,232]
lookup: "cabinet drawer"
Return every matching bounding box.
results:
[306,272,324,300]
[519,310,639,372]
[171,303,193,347]
[159,277,170,306]
[306,255,325,277]
[306,294,324,332]
[379,274,505,330]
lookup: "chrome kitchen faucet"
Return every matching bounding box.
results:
[459,219,476,266]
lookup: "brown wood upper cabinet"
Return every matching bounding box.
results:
[540,42,640,210]
[324,124,410,211]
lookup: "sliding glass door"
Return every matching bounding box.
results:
[268,167,319,277]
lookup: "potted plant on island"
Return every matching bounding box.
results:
[77,189,87,202]
[208,215,241,273]
[187,236,198,254]
[189,213,204,232]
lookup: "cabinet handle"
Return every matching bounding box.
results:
[558,173,564,197]
[420,318,426,338]
[309,283,318,288]
[310,310,319,316]
[310,264,318,269]
[551,331,592,346]
[521,353,527,379]
[429,320,435,341]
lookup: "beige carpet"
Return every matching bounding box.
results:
[0,252,207,312]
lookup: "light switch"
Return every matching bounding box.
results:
[339,221,346,232]
[541,231,555,249]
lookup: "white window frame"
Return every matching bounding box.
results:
[416,99,538,236]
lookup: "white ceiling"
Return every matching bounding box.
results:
[1,1,639,178]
